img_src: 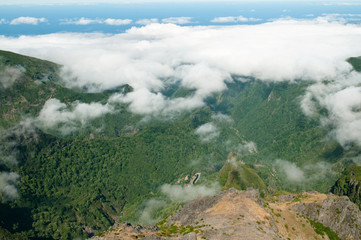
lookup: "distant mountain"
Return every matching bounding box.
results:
[0,50,359,239]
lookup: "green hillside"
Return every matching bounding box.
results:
[0,50,353,239]
[218,153,266,192]
[331,164,361,209]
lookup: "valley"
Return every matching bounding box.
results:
[0,50,361,239]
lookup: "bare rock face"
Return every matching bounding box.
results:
[291,194,361,240]
[167,188,283,240]
[90,189,361,240]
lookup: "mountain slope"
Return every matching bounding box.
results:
[0,50,356,239]
[218,153,266,192]
[331,164,361,209]
[90,188,361,240]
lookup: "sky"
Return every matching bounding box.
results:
[0,0,341,4]
[1,1,361,35]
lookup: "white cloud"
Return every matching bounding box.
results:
[60,17,102,25]
[301,71,361,147]
[274,159,335,187]
[138,199,166,224]
[161,17,192,24]
[35,98,114,135]
[211,113,233,123]
[136,18,159,25]
[319,13,361,23]
[0,172,19,201]
[109,88,204,116]
[176,63,231,95]
[2,19,361,119]
[60,17,132,25]
[0,65,26,88]
[211,15,261,23]
[104,18,132,25]
[160,183,220,202]
[0,19,7,24]
[10,17,47,25]
[195,122,219,142]
[275,159,305,182]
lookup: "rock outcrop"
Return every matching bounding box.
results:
[90,189,361,240]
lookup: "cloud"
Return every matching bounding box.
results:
[0,19,7,24]
[0,172,20,201]
[162,17,193,24]
[301,72,361,147]
[109,88,204,116]
[60,17,102,25]
[322,86,361,146]
[211,113,233,124]
[176,63,231,94]
[35,98,114,135]
[274,159,305,182]
[317,13,361,23]
[0,65,25,88]
[103,18,132,25]
[60,17,132,25]
[195,122,219,142]
[10,17,47,25]
[0,120,37,202]
[2,19,361,119]
[138,199,166,224]
[0,119,37,166]
[160,183,220,202]
[211,15,261,23]
[138,182,220,224]
[237,142,258,154]
[274,159,335,185]
[136,18,159,25]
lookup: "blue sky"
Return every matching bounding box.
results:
[1,1,361,35]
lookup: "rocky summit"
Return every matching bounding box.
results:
[90,188,361,240]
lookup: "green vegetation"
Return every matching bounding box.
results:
[331,164,361,209]
[218,153,266,192]
[347,56,361,72]
[0,50,354,239]
[309,219,341,240]
[156,220,207,237]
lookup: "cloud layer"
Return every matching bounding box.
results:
[2,19,361,145]
[2,20,360,92]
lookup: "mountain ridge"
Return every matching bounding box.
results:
[90,188,361,240]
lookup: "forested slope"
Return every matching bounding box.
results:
[0,50,356,239]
